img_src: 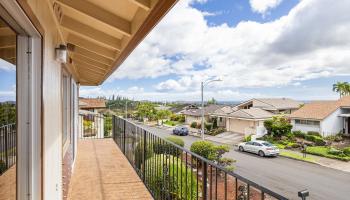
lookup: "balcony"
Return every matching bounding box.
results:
[67,138,153,200]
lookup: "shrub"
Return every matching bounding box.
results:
[190,122,197,128]
[190,141,216,160]
[244,134,252,142]
[153,137,184,156]
[329,148,344,156]
[135,141,154,169]
[304,135,326,146]
[292,130,306,138]
[166,136,185,147]
[314,137,326,146]
[0,160,6,174]
[263,116,292,137]
[179,115,185,123]
[343,147,350,156]
[208,127,226,136]
[286,142,300,149]
[170,114,180,121]
[145,155,198,199]
[307,131,321,137]
[205,123,213,131]
[213,118,218,129]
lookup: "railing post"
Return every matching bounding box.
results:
[123,119,126,154]
[143,130,147,182]
[202,161,208,200]
[298,190,309,200]
[4,125,9,169]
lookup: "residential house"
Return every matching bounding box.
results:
[0,0,177,199]
[236,98,303,114]
[211,105,236,127]
[182,104,223,125]
[290,96,350,137]
[79,98,107,139]
[212,98,303,135]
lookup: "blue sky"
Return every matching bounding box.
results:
[2,0,350,102]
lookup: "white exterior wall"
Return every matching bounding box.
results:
[320,108,344,137]
[291,120,321,133]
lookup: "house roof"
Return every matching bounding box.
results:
[52,0,177,86]
[289,96,350,120]
[182,104,223,116]
[237,98,303,110]
[227,108,274,119]
[79,98,106,109]
[212,106,236,115]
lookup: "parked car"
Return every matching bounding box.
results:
[173,126,189,136]
[238,140,279,157]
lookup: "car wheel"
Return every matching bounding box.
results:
[258,150,265,157]
[239,146,244,152]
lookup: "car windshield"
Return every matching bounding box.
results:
[262,142,273,147]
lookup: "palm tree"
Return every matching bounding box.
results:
[333,82,350,98]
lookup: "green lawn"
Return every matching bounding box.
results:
[163,120,181,126]
[306,146,350,161]
[280,151,316,163]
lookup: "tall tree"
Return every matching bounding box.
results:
[333,82,350,98]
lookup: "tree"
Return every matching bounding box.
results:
[156,109,172,120]
[136,102,157,120]
[207,97,217,105]
[333,82,350,98]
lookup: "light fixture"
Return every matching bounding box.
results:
[55,44,67,63]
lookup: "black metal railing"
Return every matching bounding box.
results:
[79,113,112,139]
[112,116,301,200]
[0,123,16,175]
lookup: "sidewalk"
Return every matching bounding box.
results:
[281,149,350,173]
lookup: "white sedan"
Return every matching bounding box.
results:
[238,140,279,157]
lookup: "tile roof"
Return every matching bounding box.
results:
[228,108,274,119]
[252,98,303,110]
[79,98,106,109]
[182,104,223,116]
[289,96,350,120]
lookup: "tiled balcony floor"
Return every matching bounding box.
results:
[0,165,16,200]
[68,139,153,200]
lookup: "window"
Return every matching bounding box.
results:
[295,119,320,126]
[62,70,72,153]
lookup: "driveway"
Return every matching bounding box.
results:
[137,123,350,200]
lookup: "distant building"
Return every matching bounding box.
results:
[290,96,350,136]
[182,104,223,125]
[79,98,107,138]
[79,98,106,113]
[212,98,303,136]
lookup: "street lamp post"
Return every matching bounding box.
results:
[201,78,222,140]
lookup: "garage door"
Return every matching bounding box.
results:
[227,119,253,134]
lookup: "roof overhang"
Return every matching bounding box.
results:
[48,0,178,85]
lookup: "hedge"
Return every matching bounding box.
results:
[145,154,199,199]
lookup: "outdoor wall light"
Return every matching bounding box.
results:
[55,44,67,63]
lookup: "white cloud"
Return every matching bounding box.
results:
[249,0,282,15]
[107,0,350,100]
[0,59,15,72]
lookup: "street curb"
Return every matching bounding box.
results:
[279,154,318,165]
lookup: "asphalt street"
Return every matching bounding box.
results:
[137,123,350,200]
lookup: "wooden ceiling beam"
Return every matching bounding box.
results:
[0,27,15,36]
[71,46,114,66]
[75,64,106,75]
[0,48,15,59]
[61,15,122,51]
[67,34,117,59]
[132,0,151,10]
[73,54,110,70]
[73,59,108,72]
[0,36,16,49]
[57,0,131,36]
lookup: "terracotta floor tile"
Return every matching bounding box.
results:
[67,139,153,200]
